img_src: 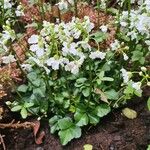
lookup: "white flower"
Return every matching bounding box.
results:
[62,42,78,56]
[120,68,130,83]
[110,40,120,51]
[100,25,108,33]
[15,4,24,17]
[123,53,129,60]
[141,66,147,72]
[2,55,16,64]
[83,16,95,32]
[65,61,79,74]
[46,57,62,70]
[28,35,39,44]
[145,40,150,46]
[3,0,12,9]
[120,21,127,27]
[57,0,68,10]
[131,82,141,91]
[68,0,74,5]
[89,51,106,60]
[29,44,44,57]
[21,64,32,72]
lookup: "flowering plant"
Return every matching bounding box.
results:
[0,0,150,146]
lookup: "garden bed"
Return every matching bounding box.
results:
[0,97,150,150]
[0,0,150,149]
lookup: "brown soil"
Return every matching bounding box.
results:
[0,98,150,150]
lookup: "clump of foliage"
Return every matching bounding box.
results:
[0,0,150,145]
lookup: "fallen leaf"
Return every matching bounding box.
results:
[95,88,109,104]
[33,121,45,144]
[83,144,93,150]
[122,108,137,119]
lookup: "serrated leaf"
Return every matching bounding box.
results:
[84,144,93,150]
[96,104,111,117]
[11,105,22,112]
[122,108,137,119]
[58,125,81,145]
[17,84,28,92]
[21,107,28,119]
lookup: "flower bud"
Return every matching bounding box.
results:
[139,71,143,76]
[6,101,12,105]
[147,82,150,86]
[141,66,147,72]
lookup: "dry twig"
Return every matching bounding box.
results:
[0,120,35,129]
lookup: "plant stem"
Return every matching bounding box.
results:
[74,0,78,17]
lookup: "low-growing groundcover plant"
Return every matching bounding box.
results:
[0,0,150,146]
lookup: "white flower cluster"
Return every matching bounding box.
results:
[0,0,13,9]
[120,68,131,83]
[1,54,16,64]
[119,0,150,49]
[120,68,142,91]
[25,16,107,75]
[15,3,25,17]
[110,40,129,60]
[99,0,107,10]
[0,21,16,53]
[57,0,74,10]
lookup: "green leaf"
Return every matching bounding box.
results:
[11,105,22,112]
[24,102,34,108]
[76,78,87,84]
[58,125,81,145]
[74,110,89,126]
[96,104,111,117]
[49,116,61,134]
[17,84,28,92]
[147,145,150,150]
[32,79,41,87]
[88,113,100,124]
[122,108,137,119]
[33,87,45,97]
[82,88,90,97]
[51,123,60,134]
[102,77,114,82]
[132,51,143,62]
[147,97,150,111]
[124,85,134,95]
[21,107,28,119]
[27,72,37,81]
[90,32,108,43]
[105,89,119,100]
[98,71,105,79]
[58,117,74,130]
[134,89,142,97]
[84,144,93,150]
